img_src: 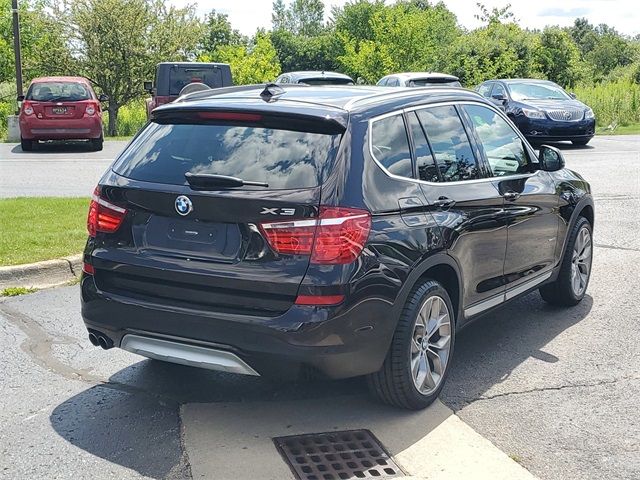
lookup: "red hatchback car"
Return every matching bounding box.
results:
[18,76,107,151]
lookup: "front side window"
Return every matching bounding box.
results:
[416,106,479,182]
[477,83,493,98]
[371,114,413,178]
[464,104,530,177]
[491,83,507,98]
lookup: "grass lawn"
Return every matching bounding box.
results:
[0,197,89,266]
[596,123,640,135]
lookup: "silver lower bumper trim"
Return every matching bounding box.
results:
[120,334,260,376]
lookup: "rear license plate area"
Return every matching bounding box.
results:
[52,107,67,114]
[133,215,242,260]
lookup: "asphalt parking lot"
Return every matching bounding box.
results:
[1,135,639,480]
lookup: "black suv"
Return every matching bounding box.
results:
[81,84,594,409]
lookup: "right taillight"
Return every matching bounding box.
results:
[87,187,127,237]
[259,206,371,265]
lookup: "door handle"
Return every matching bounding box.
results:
[433,196,456,209]
[503,191,521,202]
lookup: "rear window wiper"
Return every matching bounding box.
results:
[185,172,269,189]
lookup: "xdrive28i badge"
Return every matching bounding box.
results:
[175,195,193,216]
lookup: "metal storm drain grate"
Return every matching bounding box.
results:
[273,429,405,480]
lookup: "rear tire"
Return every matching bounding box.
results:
[367,279,455,410]
[572,139,590,146]
[20,138,33,151]
[91,135,103,151]
[540,216,593,306]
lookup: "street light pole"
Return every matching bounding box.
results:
[12,0,24,100]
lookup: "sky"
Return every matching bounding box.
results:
[169,0,640,37]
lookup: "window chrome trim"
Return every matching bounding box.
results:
[464,270,553,317]
[367,100,542,187]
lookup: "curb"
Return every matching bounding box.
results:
[0,254,82,290]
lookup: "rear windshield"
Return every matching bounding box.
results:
[112,121,342,189]
[27,82,92,101]
[299,78,354,86]
[408,79,461,87]
[168,68,223,95]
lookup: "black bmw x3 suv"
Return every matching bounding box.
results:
[81,84,594,409]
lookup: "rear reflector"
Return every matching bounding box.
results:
[87,187,127,237]
[82,262,95,275]
[295,294,345,306]
[260,206,371,265]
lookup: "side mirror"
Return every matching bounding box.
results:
[569,92,577,99]
[17,95,25,102]
[143,81,153,93]
[538,145,565,172]
[98,94,109,102]
[491,93,506,103]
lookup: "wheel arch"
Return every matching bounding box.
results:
[393,253,463,328]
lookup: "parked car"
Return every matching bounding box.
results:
[18,76,107,151]
[377,72,461,87]
[275,71,355,85]
[476,79,596,145]
[144,62,233,118]
[81,84,594,409]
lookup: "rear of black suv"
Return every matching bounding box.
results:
[81,92,397,381]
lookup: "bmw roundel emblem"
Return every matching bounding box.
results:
[175,195,193,216]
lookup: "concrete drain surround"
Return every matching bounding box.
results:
[274,429,405,480]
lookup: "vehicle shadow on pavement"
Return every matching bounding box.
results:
[48,291,591,479]
[534,141,595,151]
[11,142,95,154]
[442,292,593,409]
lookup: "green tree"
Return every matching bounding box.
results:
[330,0,384,43]
[65,0,203,135]
[449,22,540,86]
[271,0,324,36]
[214,32,281,85]
[202,9,246,55]
[271,29,341,72]
[0,0,73,85]
[536,27,583,87]
[336,2,460,83]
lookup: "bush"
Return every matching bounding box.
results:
[574,80,640,127]
[102,100,147,137]
[0,82,17,139]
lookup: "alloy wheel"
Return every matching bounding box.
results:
[410,295,452,395]
[571,226,592,296]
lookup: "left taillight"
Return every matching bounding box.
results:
[259,206,371,265]
[22,102,34,115]
[87,187,127,237]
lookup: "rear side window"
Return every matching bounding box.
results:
[169,67,223,95]
[371,114,413,178]
[407,112,439,182]
[416,106,479,182]
[27,82,91,101]
[113,121,342,189]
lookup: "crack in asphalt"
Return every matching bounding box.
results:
[594,243,640,252]
[459,375,640,404]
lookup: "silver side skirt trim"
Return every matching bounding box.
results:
[464,270,553,317]
[121,334,260,376]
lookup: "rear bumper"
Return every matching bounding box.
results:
[19,116,103,140]
[513,116,595,142]
[80,274,395,379]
